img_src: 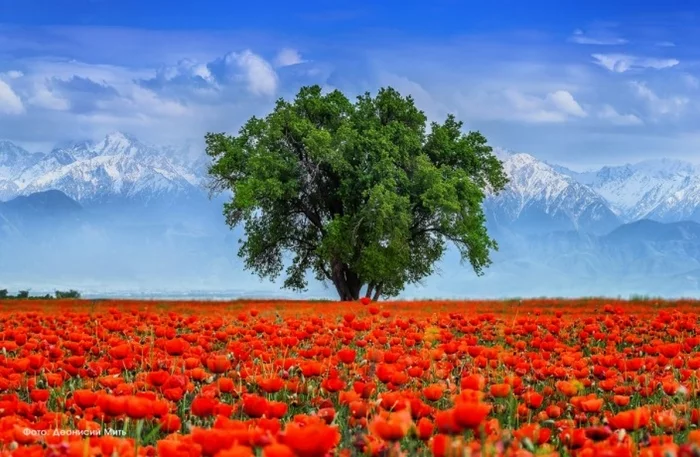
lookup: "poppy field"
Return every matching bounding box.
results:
[2,298,700,457]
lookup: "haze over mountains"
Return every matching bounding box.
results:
[2,132,700,298]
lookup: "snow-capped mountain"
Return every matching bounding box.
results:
[4,135,700,298]
[4,133,700,235]
[0,132,206,206]
[0,141,44,179]
[560,159,700,223]
[486,151,622,234]
[0,141,44,200]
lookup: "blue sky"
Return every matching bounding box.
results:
[0,0,699,169]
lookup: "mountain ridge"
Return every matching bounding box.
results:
[0,132,206,207]
[4,178,700,297]
[486,152,623,235]
[3,134,700,234]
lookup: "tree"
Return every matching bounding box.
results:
[205,85,508,301]
[55,289,81,299]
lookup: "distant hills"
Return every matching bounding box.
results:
[2,189,82,216]
[0,190,84,237]
[605,219,700,244]
[3,133,700,298]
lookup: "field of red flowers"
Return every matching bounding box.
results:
[1,298,700,457]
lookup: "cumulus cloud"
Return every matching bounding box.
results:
[630,81,688,118]
[2,70,24,79]
[50,76,119,96]
[229,51,278,96]
[592,54,679,73]
[499,90,587,123]
[451,88,588,124]
[142,59,216,91]
[546,90,587,118]
[1,24,697,167]
[274,48,306,67]
[141,49,278,98]
[28,82,70,111]
[0,50,289,145]
[569,29,628,45]
[0,80,25,115]
[48,76,120,113]
[598,105,643,125]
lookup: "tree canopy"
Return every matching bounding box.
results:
[205,85,508,301]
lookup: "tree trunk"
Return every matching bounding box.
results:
[372,283,383,301]
[365,282,376,298]
[331,260,362,301]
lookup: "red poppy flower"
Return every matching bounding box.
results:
[452,401,491,430]
[191,395,217,418]
[282,422,340,457]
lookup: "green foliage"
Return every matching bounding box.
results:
[206,85,508,301]
[55,289,81,299]
[0,289,81,300]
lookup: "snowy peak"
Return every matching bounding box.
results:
[0,140,29,165]
[92,131,151,157]
[0,132,207,205]
[5,132,700,231]
[631,158,698,177]
[488,152,622,234]
[500,153,573,200]
[51,131,158,163]
[0,141,44,180]
[561,158,700,222]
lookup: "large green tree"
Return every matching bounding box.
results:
[205,85,508,301]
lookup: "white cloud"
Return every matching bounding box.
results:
[546,90,587,118]
[100,85,189,117]
[569,29,628,45]
[274,48,306,67]
[0,80,25,114]
[506,89,587,122]
[224,51,278,96]
[630,81,688,117]
[2,70,23,79]
[598,105,643,125]
[465,89,587,123]
[28,82,70,110]
[140,49,278,99]
[0,25,696,168]
[592,54,679,73]
[159,59,215,84]
[0,50,286,145]
[501,90,569,122]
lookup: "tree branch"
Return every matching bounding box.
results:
[300,206,325,234]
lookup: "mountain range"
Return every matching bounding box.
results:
[3,132,700,298]
[0,132,204,205]
[489,150,700,235]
